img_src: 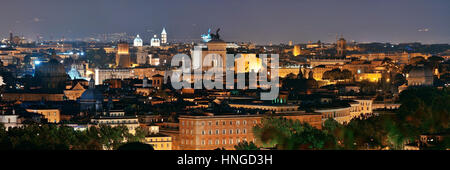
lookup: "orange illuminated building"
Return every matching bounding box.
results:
[2,92,64,102]
[178,113,322,150]
[26,108,61,123]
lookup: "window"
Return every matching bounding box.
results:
[209,130,212,135]
[208,121,212,126]
[216,121,219,126]
[222,129,226,134]
[229,139,233,145]
[236,129,240,134]
[236,121,240,125]
[243,120,247,125]
[208,140,212,145]
[202,130,205,135]
[216,129,219,134]
[201,140,205,145]
[229,129,233,134]
[222,121,226,125]
[222,139,226,145]
[215,140,219,145]
[243,129,247,134]
[230,121,233,125]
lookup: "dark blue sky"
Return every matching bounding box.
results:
[1,0,449,44]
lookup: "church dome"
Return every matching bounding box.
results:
[151,34,160,47]
[134,34,143,47]
[35,57,67,89]
[408,65,433,78]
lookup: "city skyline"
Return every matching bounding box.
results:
[1,0,450,44]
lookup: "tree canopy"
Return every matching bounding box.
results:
[0,124,146,150]
[322,68,352,81]
[253,117,336,150]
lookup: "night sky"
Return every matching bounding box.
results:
[1,0,449,44]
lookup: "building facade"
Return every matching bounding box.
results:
[26,108,61,123]
[179,115,261,150]
[178,112,322,150]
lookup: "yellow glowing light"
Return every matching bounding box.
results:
[235,54,262,73]
[293,45,301,56]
